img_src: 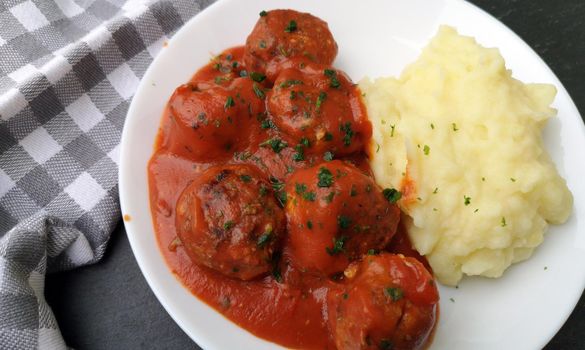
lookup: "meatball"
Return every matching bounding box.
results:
[267,64,370,156]
[175,164,285,280]
[284,160,400,275]
[244,9,337,79]
[328,254,439,350]
[166,77,265,160]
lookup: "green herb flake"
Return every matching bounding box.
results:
[289,90,297,100]
[324,191,335,203]
[300,137,310,148]
[224,96,235,109]
[259,10,268,16]
[240,174,252,183]
[323,69,340,88]
[430,123,435,129]
[316,91,327,110]
[279,79,303,88]
[269,176,285,192]
[223,220,235,231]
[307,220,313,229]
[350,185,358,197]
[260,118,274,129]
[317,167,334,188]
[390,124,396,137]
[433,187,438,194]
[326,235,347,255]
[464,195,471,206]
[501,217,507,227]
[452,123,459,131]
[284,20,297,33]
[382,188,402,203]
[253,83,265,99]
[367,249,378,255]
[239,70,248,77]
[250,72,266,82]
[423,144,430,155]
[342,293,349,300]
[257,233,272,248]
[337,215,352,229]
[323,151,334,161]
[259,184,268,196]
[339,122,354,146]
[510,177,516,182]
[260,138,287,153]
[295,183,307,194]
[324,132,334,141]
[385,287,404,302]
[302,191,316,201]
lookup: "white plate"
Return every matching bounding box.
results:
[119,0,585,349]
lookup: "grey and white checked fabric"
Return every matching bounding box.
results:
[0,0,213,348]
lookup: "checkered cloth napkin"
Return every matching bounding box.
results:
[0,0,213,348]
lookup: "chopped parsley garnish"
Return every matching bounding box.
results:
[253,83,265,99]
[272,268,283,283]
[284,20,297,33]
[323,151,334,161]
[276,190,287,206]
[385,287,404,301]
[337,215,352,229]
[423,145,430,155]
[250,72,266,82]
[279,79,303,88]
[317,167,334,187]
[289,90,297,99]
[326,235,347,255]
[342,293,349,300]
[464,195,471,206]
[452,123,459,131]
[307,220,313,229]
[239,174,252,183]
[303,191,316,201]
[260,138,287,153]
[324,69,341,88]
[430,123,435,129]
[239,70,248,77]
[433,187,438,194]
[367,249,379,255]
[339,122,354,146]
[292,149,304,162]
[324,132,333,141]
[257,233,272,248]
[259,10,267,16]
[510,177,516,182]
[259,184,268,196]
[224,96,235,109]
[300,137,310,148]
[295,183,307,194]
[315,91,327,110]
[259,40,266,49]
[501,217,507,227]
[269,176,285,192]
[390,124,396,137]
[382,188,402,203]
[324,191,335,203]
[223,220,235,231]
[350,185,358,197]
[260,118,274,129]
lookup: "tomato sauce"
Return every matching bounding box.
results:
[148,9,438,350]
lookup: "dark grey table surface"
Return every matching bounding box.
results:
[45,0,585,349]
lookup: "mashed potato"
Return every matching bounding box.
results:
[360,26,573,286]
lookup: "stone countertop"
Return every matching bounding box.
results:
[45,0,585,349]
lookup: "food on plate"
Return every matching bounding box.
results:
[244,9,338,80]
[149,9,438,350]
[285,160,400,275]
[166,77,264,160]
[267,64,370,155]
[361,26,573,285]
[328,254,438,350]
[175,164,285,280]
